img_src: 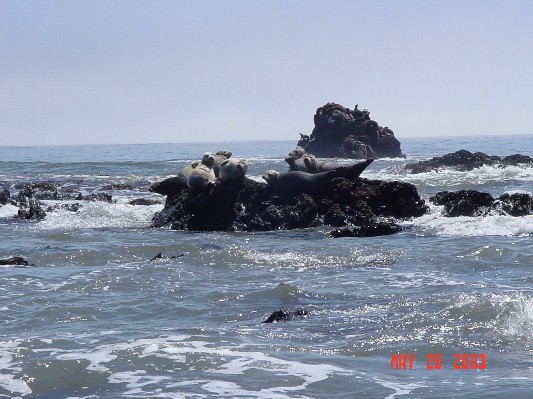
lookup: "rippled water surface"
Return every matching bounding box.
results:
[1,135,532,398]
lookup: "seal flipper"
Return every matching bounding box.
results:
[335,159,373,180]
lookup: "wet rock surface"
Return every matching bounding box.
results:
[151,176,427,236]
[262,309,310,323]
[0,256,30,266]
[405,150,533,173]
[295,102,403,159]
[430,190,533,217]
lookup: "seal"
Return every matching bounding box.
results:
[263,160,374,195]
[305,158,373,176]
[218,158,248,182]
[213,150,232,177]
[149,160,201,197]
[187,164,216,191]
[285,147,312,171]
[285,155,307,172]
[262,169,340,195]
[200,152,215,169]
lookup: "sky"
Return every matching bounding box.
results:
[1,0,533,146]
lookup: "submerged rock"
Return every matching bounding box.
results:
[17,200,46,220]
[0,256,29,266]
[430,190,495,217]
[430,190,533,217]
[262,309,310,323]
[151,175,427,236]
[295,102,402,159]
[405,150,533,174]
[128,198,161,206]
[0,188,11,205]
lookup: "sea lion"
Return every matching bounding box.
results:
[213,150,232,177]
[187,164,216,191]
[218,158,248,182]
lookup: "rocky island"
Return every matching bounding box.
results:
[295,102,403,159]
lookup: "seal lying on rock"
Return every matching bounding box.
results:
[187,164,216,191]
[218,158,248,182]
[213,150,232,177]
[149,160,201,197]
[305,157,373,174]
[285,154,318,172]
[263,160,373,196]
[151,152,216,196]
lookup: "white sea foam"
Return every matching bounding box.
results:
[368,164,533,188]
[33,201,163,230]
[374,378,427,399]
[0,204,19,218]
[503,294,533,340]
[38,334,351,398]
[407,206,533,237]
[0,340,32,396]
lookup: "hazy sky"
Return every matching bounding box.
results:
[2,0,533,146]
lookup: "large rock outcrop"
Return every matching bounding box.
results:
[296,102,402,159]
[430,190,533,217]
[405,150,533,174]
[151,177,427,236]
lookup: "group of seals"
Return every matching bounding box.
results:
[151,147,372,198]
[150,150,249,196]
[285,146,370,174]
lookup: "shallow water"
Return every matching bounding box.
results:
[0,135,532,398]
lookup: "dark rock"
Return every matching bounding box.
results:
[296,102,402,159]
[430,190,533,217]
[405,150,532,174]
[0,256,29,266]
[83,193,113,203]
[46,203,81,213]
[99,183,134,191]
[329,221,402,238]
[14,181,59,191]
[149,252,185,261]
[17,201,47,220]
[502,154,533,166]
[496,193,533,216]
[152,176,427,235]
[430,190,495,217]
[129,198,162,206]
[149,176,188,200]
[0,189,10,205]
[262,309,310,323]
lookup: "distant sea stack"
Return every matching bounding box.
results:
[296,102,403,159]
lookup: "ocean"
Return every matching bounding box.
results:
[0,134,532,398]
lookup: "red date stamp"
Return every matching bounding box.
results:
[390,353,487,370]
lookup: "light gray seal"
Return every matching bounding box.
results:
[218,158,248,182]
[262,169,340,195]
[285,147,312,172]
[200,152,215,169]
[187,164,216,191]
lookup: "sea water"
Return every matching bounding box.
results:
[0,134,532,398]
